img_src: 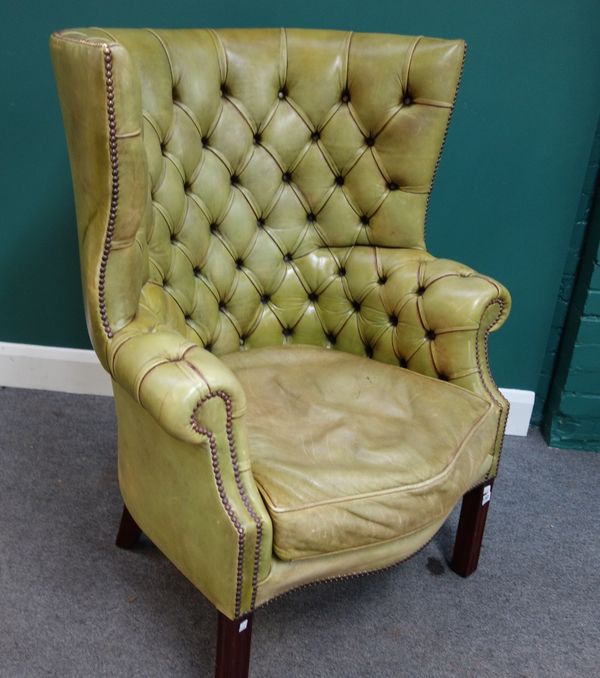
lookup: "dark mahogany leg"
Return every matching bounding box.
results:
[115,505,142,549]
[215,611,253,678]
[450,479,495,577]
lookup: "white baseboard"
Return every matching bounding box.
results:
[500,388,535,436]
[0,342,535,436]
[0,342,112,397]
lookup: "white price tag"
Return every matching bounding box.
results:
[482,485,492,506]
[239,619,248,633]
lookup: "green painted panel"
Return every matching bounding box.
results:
[564,368,600,394]
[547,415,600,450]
[585,290,600,315]
[591,264,600,291]
[2,0,600,392]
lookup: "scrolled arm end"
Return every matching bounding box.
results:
[397,258,510,387]
[108,326,246,445]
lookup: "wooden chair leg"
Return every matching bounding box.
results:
[115,504,142,549]
[450,479,494,577]
[215,611,253,678]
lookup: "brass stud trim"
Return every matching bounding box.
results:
[191,390,263,616]
[99,45,118,339]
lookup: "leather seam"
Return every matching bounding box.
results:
[403,35,423,93]
[51,32,119,49]
[272,509,449,562]
[257,400,493,514]
[256,516,444,593]
[145,29,175,84]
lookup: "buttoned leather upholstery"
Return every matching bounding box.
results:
[51,27,511,620]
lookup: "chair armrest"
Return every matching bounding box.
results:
[396,257,511,396]
[349,253,510,396]
[359,253,511,476]
[107,325,272,618]
[108,326,247,444]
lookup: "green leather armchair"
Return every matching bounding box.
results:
[51,27,510,677]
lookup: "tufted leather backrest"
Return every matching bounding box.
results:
[51,28,465,367]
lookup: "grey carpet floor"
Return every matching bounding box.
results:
[0,386,599,678]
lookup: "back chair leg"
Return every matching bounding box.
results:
[215,611,253,678]
[115,504,142,549]
[450,479,494,577]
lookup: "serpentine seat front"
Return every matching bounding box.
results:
[51,27,511,677]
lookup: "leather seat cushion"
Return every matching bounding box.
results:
[222,345,497,561]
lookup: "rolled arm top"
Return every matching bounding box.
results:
[413,257,511,333]
[399,256,511,399]
[351,250,511,397]
[108,325,247,446]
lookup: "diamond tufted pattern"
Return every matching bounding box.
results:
[51,27,511,621]
[53,28,489,361]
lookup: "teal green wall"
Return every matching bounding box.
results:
[2,0,600,391]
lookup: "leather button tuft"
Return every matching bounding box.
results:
[399,358,408,368]
[282,172,292,183]
[170,234,177,243]
[278,86,288,100]
[352,300,361,312]
[282,327,293,336]
[326,332,337,345]
[389,314,398,326]
[311,131,320,142]
[307,212,316,223]
[239,335,247,346]
[360,215,370,226]
[365,136,375,147]
[378,275,387,285]
[341,88,351,103]
[193,266,201,277]
[335,175,344,186]
[253,132,262,144]
[210,222,219,233]
[416,285,426,296]
[201,136,209,147]
[426,329,436,340]
[220,84,229,97]
[439,373,449,381]
[403,94,413,105]
[184,182,191,192]
[365,345,374,358]
[260,294,270,304]
[235,258,244,270]
[257,217,266,228]
[283,253,293,263]
[219,301,227,311]
[387,182,399,191]
[338,266,346,277]
[205,343,213,352]
[184,313,191,321]
[230,174,240,185]
[308,292,318,302]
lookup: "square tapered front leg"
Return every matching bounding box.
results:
[450,480,494,577]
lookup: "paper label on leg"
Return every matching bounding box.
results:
[482,485,492,505]
[239,619,248,633]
